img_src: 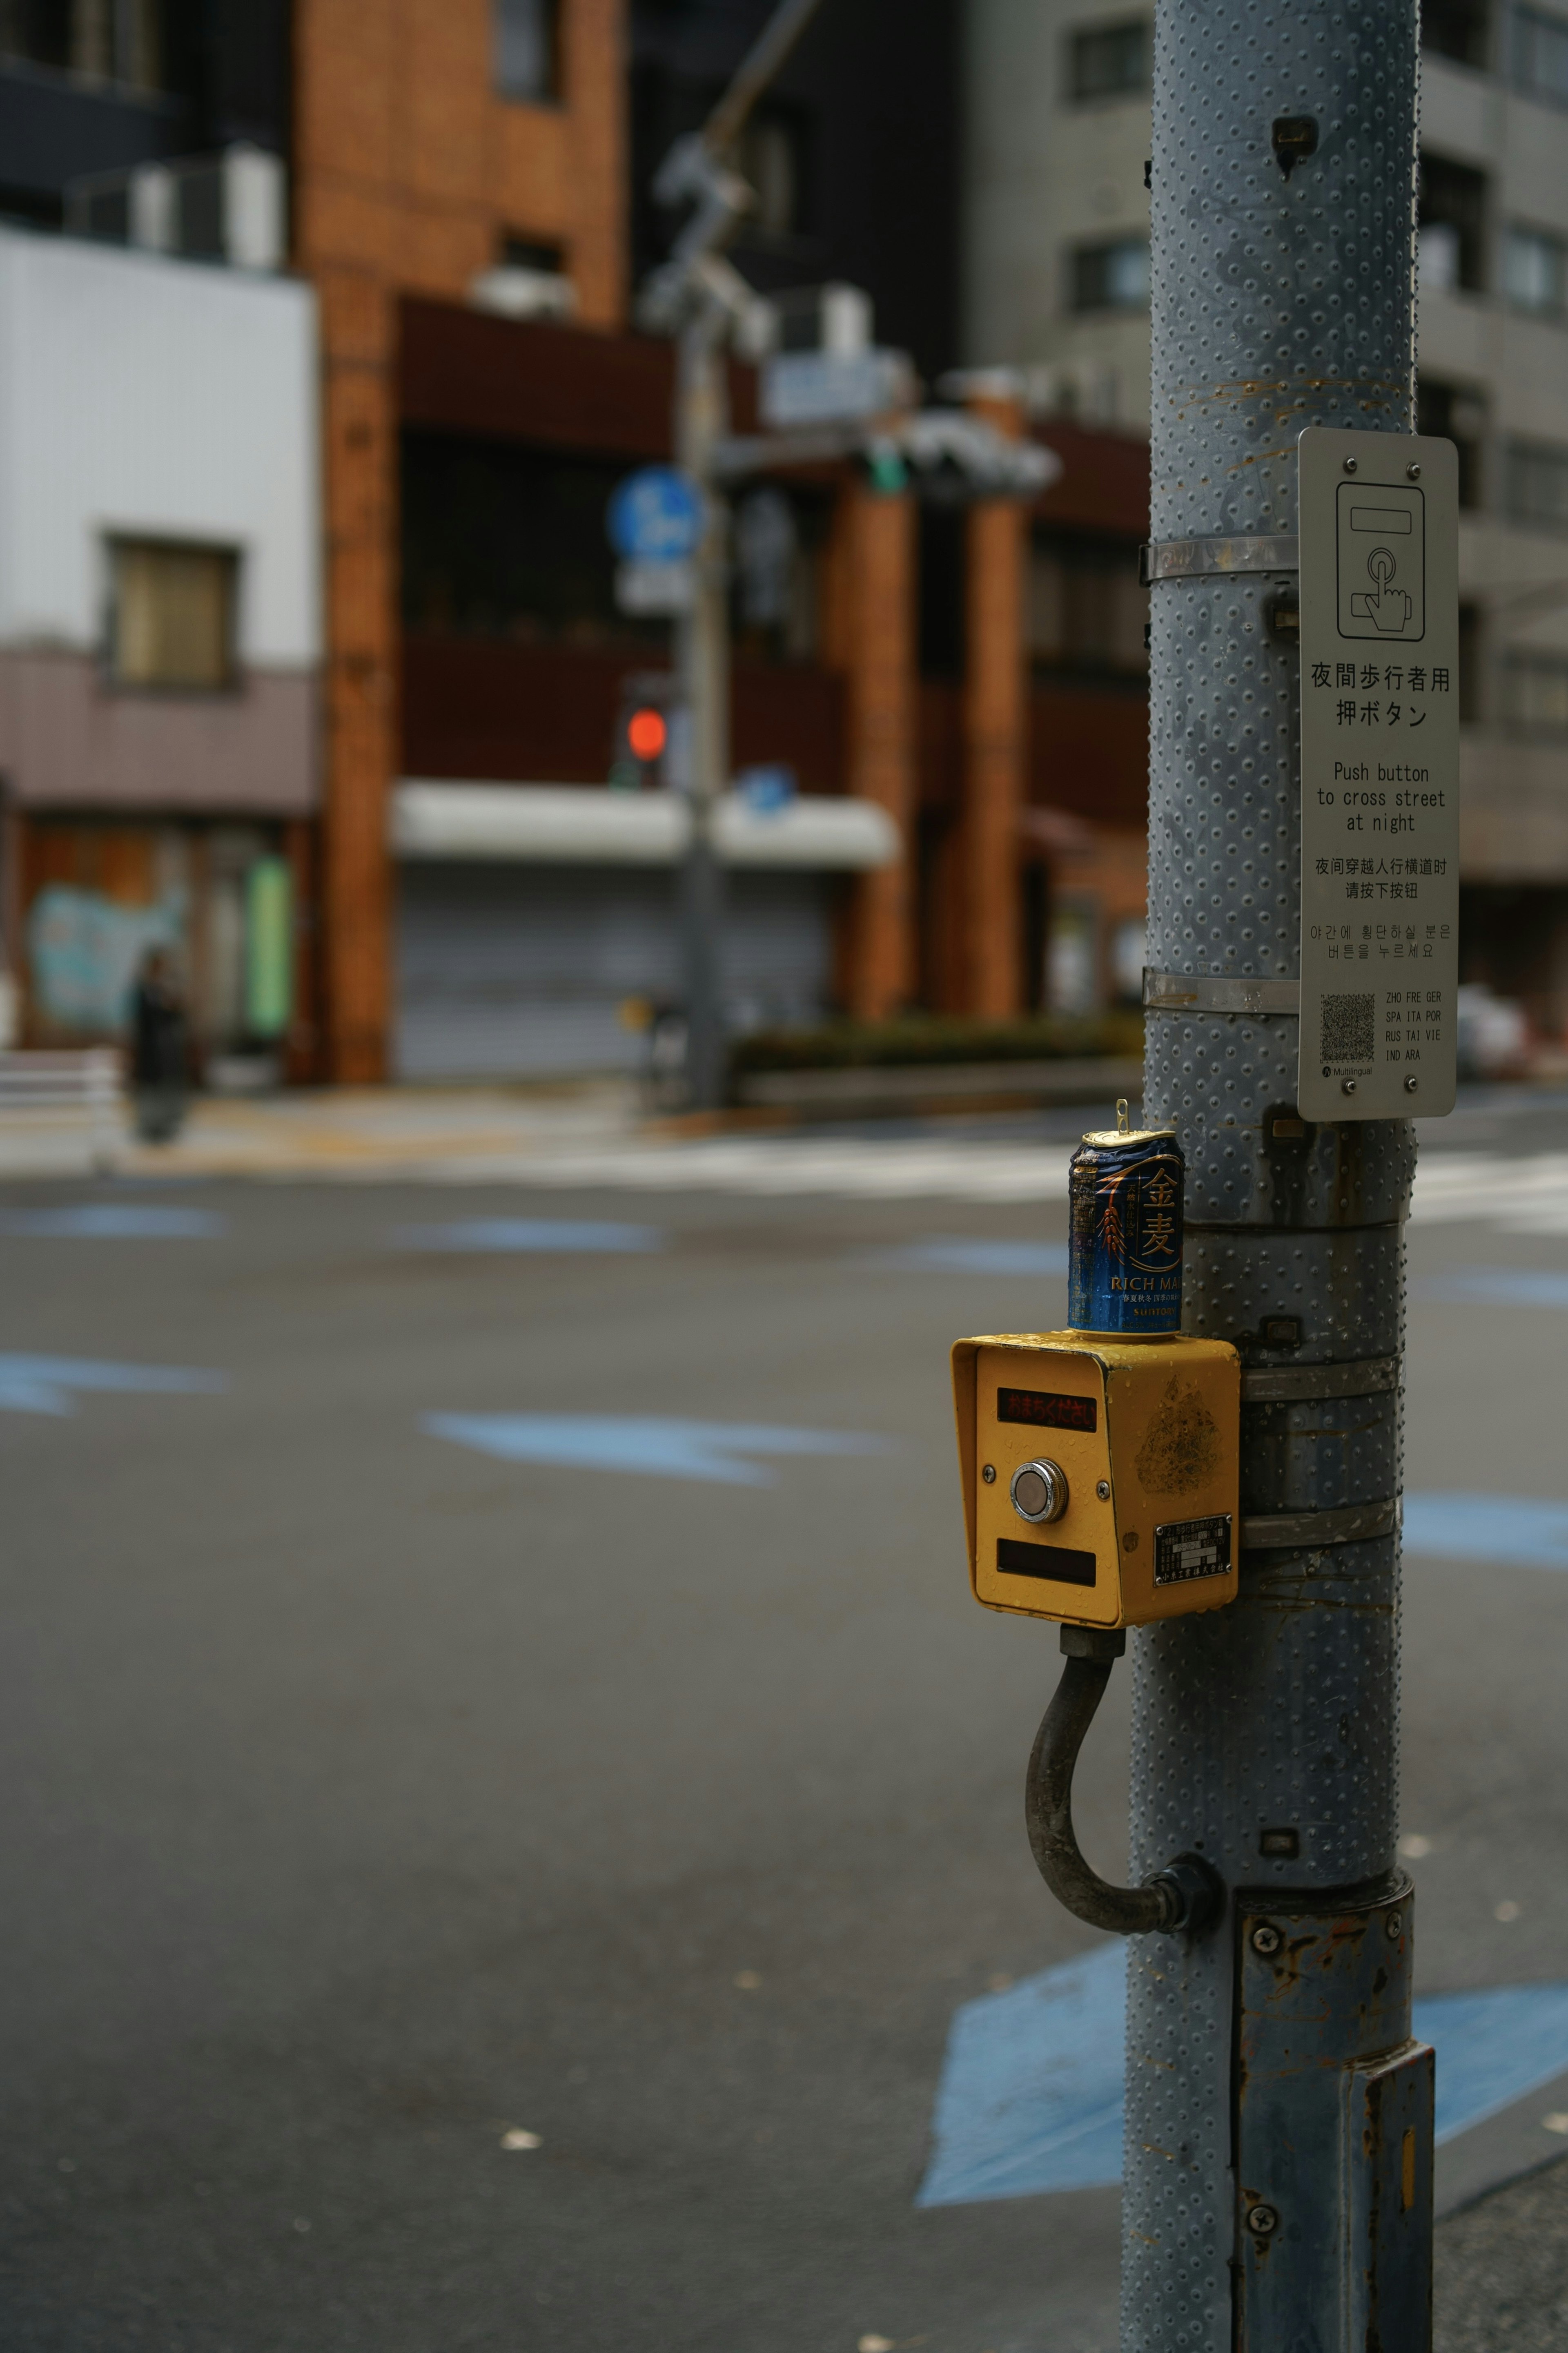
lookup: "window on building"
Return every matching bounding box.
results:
[1424,0,1490,68]
[0,0,164,89]
[1418,154,1488,291]
[401,435,666,647]
[1505,435,1568,529]
[1068,20,1149,100]
[494,0,558,103]
[1503,649,1568,732]
[1070,236,1148,313]
[1512,4,1568,103]
[1417,377,1486,507]
[731,485,827,660]
[1029,534,1149,678]
[501,235,565,274]
[109,541,238,690]
[1503,223,1568,314]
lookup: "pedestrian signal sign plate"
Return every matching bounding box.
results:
[1297,426,1460,1121]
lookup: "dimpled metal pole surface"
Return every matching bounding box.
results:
[1126,6,1419,2347]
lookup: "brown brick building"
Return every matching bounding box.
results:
[284,0,1151,1081]
[294,0,627,1080]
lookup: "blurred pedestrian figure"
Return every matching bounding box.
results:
[129,948,189,1143]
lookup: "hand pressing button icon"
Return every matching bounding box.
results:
[1350,546,1412,633]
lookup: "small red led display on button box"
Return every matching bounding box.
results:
[997,1387,1099,1433]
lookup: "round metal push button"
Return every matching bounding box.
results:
[1010,1459,1068,1525]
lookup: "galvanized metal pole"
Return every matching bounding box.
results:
[675,312,730,1114]
[641,0,831,1113]
[1129,5,1427,2348]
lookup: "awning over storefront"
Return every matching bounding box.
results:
[391,781,899,870]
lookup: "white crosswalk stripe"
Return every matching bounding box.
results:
[1410,1152,1568,1233]
[472,1137,1079,1202]
[483,1141,1568,1224]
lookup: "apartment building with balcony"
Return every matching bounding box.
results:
[965,0,1568,1033]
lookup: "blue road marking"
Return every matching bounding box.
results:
[916,1947,1125,2206]
[1421,1981,1568,2139]
[0,1354,227,1416]
[862,1238,1070,1277]
[392,1218,663,1255]
[423,1412,895,1487]
[917,1945,1568,2208]
[1404,1492,1568,1571]
[0,1204,225,1239]
[1419,1268,1568,1309]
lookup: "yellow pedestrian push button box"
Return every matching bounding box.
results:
[951,1333,1241,1629]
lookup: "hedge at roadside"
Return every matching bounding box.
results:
[729,1012,1144,1075]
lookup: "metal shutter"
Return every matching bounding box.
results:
[394,862,833,1081]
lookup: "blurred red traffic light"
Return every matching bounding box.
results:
[627,707,667,761]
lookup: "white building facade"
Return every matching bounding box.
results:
[965,0,1568,1026]
[0,219,320,1068]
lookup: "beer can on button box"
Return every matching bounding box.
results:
[1068,1100,1184,1335]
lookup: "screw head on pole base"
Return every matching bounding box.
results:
[1251,1923,1283,1956]
[1246,2203,1281,2238]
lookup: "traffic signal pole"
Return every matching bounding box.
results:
[674,314,730,1116]
[639,0,830,1111]
[1128,4,1428,2346]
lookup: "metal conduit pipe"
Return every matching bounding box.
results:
[1025,1629,1223,1938]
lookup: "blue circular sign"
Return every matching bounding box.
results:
[607,466,703,562]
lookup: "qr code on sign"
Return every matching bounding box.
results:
[1321,992,1375,1063]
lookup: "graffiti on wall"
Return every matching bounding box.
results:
[27,886,186,1033]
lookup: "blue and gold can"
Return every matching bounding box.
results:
[1067,1100,1184,1335]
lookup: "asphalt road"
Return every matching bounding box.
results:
[3,1093,1568,2352]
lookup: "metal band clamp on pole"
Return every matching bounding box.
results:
[1241,1497,1400,1551]
[1240,1355,1399,1404]
[1143,970,1302,1016]
[1140,533,1301,584]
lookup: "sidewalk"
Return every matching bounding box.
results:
[0,1080,643,1184]
[0,1079,1087,1201]
[9,1081,1568,1225]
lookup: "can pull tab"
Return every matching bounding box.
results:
[1117,1098,1130,1134]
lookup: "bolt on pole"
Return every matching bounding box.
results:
[1130,5,1426,2349]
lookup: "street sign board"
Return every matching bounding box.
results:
[759,347,913,429]
[606,466,702,563]
[1297,426,1460,1122]
[615,558,694,616]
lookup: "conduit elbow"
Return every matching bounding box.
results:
[1023,1630,1223,1938]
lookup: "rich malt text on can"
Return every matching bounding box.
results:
[1067,1123,1185,1335]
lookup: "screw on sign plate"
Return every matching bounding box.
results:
[1246,2204,1281,2238]
[1251,1924,1283,1956]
